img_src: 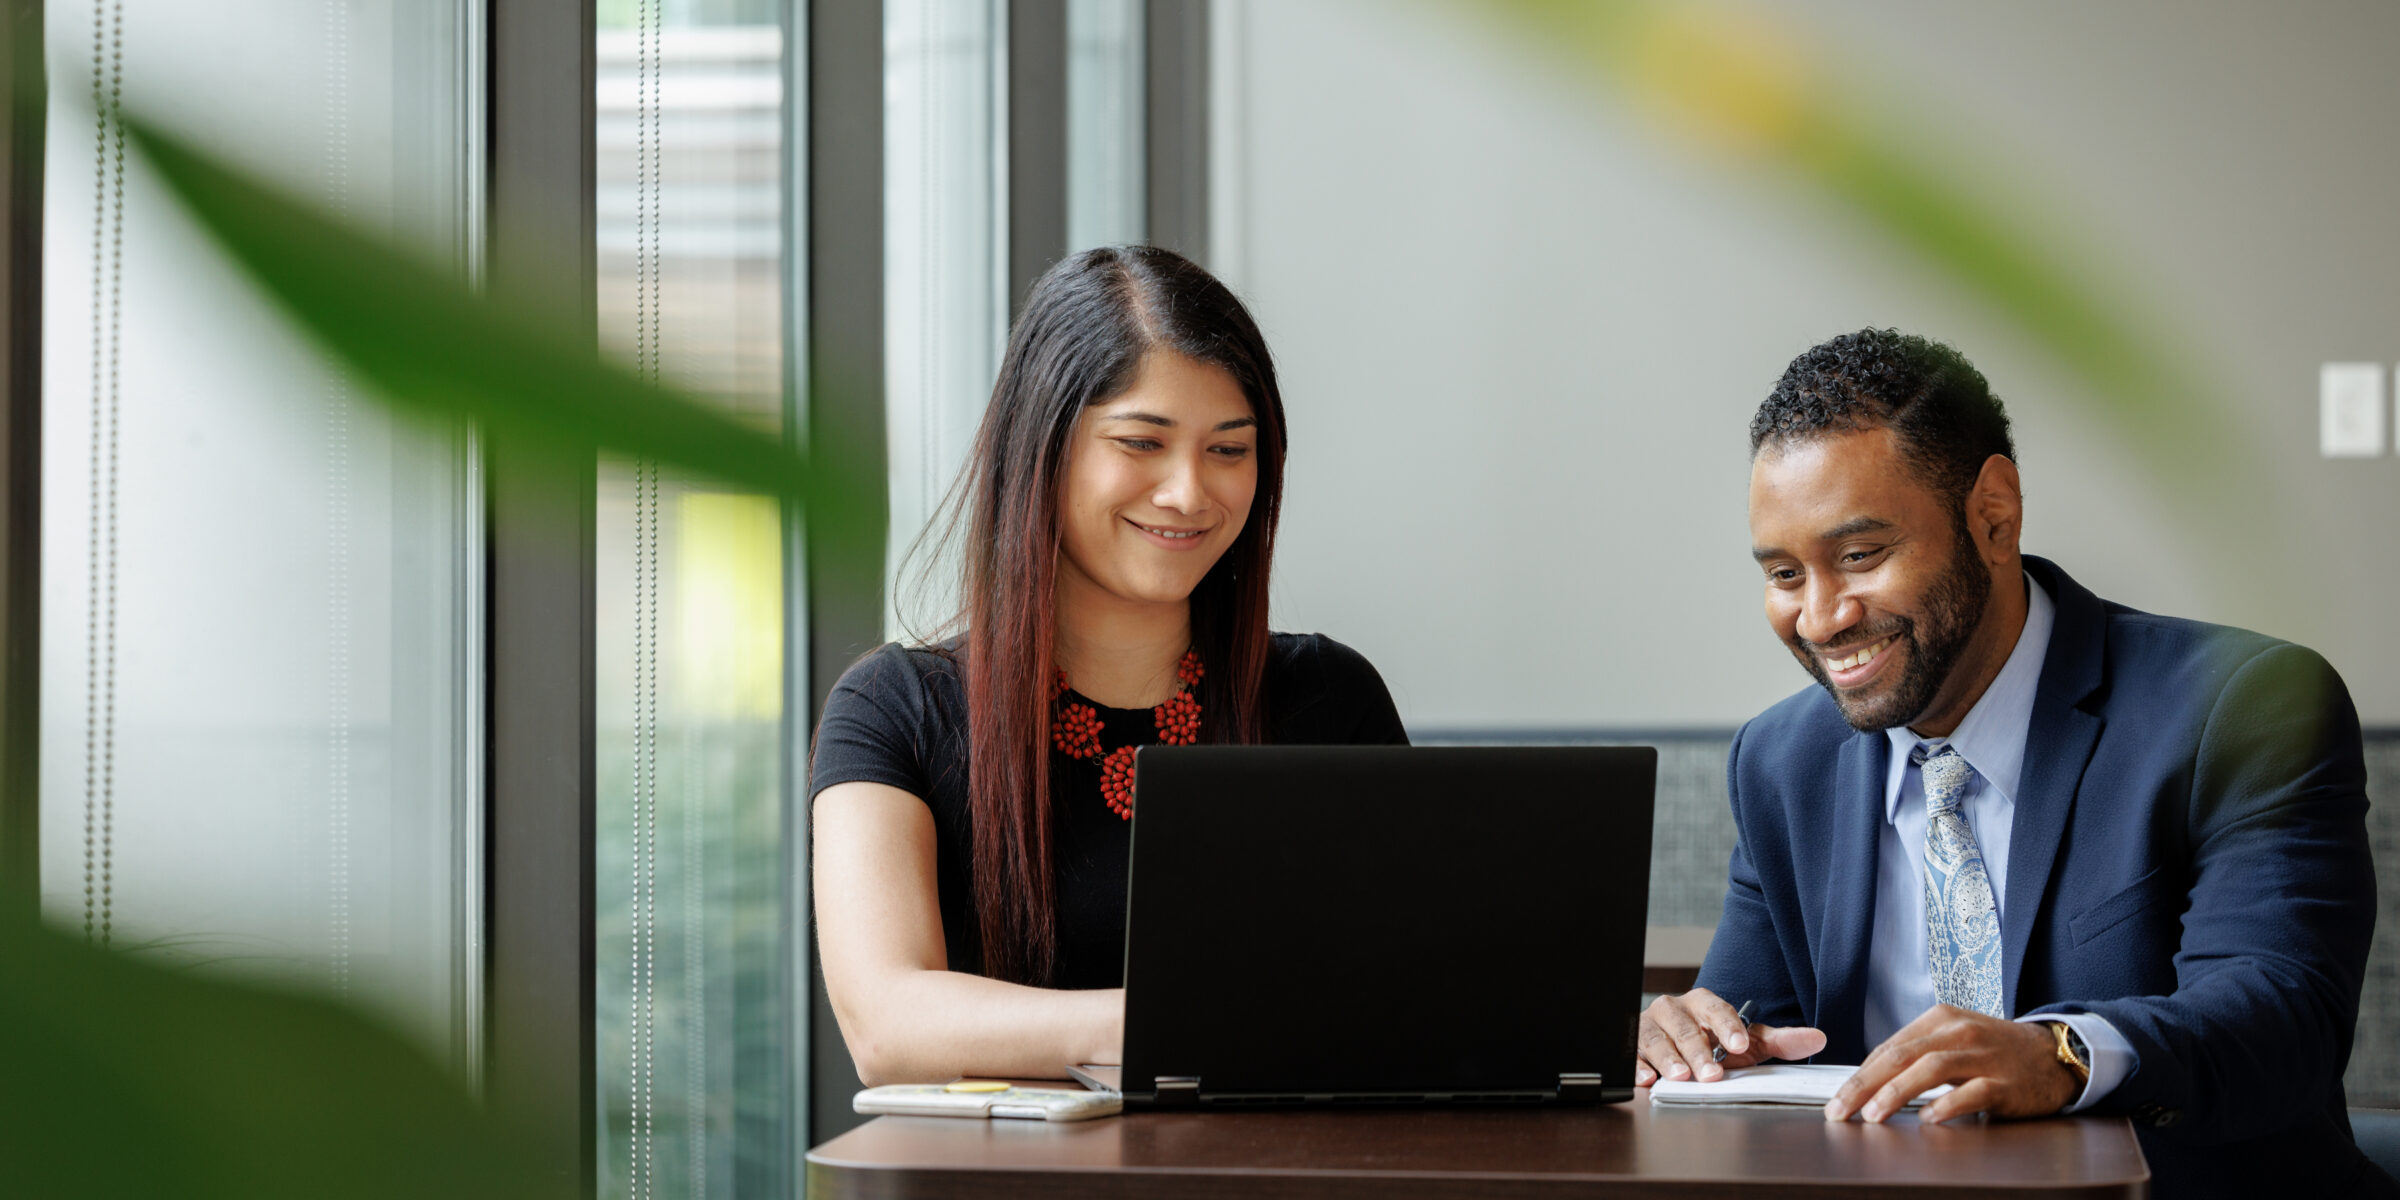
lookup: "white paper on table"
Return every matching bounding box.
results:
[1649,1063,1953,1107]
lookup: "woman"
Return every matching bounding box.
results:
[810,246,1407,1085]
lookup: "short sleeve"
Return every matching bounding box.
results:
[1270,633,1411,745]
[808,644,939,802]
[1320,636,1409,744]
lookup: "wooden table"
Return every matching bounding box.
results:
[808,1094,2150,1199]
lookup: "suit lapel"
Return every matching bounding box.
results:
[1816,729,1888,1059]
[2003,557,2108,1014]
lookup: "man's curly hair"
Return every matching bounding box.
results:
[1750,328,2015,517]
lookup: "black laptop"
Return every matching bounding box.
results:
[1093,744,1656,1108]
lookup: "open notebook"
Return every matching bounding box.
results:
[1650,1063,1953,1107]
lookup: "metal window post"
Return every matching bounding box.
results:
[0,0,43,920]
[485,0,597,1195]
[802,0,888,1149]
[1009,0,1068,316]
[778,0,809,1181]
[1145,0,1209,264]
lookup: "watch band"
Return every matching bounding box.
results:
[2044,1019,2092,1084]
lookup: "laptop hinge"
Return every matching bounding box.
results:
[1558,1072,1605,1102]
[1153,1076,1201,1107]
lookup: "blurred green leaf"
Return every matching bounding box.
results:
[122,116,875,520]
[1471,0,2237,486]
[81,114,880,1200]
[0,914,567,1200]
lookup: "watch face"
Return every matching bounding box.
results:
[2062,1025,2090,1064]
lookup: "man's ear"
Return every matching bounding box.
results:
[1966,454,2023,564]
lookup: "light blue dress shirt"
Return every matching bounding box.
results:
[1861,575,2133,1111]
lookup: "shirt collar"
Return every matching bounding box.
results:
[1882,572,2055,820]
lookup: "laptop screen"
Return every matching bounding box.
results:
[1118,745,1656,1103]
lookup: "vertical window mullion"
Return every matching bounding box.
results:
[1008,0,1068,317]
[485,2,598,1195]
[803,0,887,1148]
[0,0,43,920]
[1144,0,1207,263]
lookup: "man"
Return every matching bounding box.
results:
[1639,329,2388,1198]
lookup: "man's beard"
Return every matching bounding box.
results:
[1791,522,1990,733]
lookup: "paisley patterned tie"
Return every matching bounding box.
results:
[1918,746,2003,1016]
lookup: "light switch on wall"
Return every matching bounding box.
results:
[2320,363,2387,457]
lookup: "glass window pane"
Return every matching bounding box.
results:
[37,0,483,1066]
[883,0,1005,639]
[595,2,794,1195]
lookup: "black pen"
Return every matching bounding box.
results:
[1712,999,1756,1064]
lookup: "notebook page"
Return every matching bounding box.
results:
[1649,1063,1952,1107]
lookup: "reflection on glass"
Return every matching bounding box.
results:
[37,0,482,1068]
[594,1,792,1196]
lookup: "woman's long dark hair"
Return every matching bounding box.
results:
[950,246,1287,985]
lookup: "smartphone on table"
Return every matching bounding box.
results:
[852,1079,1122,1122]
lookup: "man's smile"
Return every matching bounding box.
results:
[1821,635,1898,688]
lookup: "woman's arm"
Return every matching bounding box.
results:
[812,780,1123,1086]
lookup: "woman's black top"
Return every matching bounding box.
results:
[809,633,1409,990]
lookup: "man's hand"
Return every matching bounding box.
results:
[1826,1005,2081,1124]
[1636,988,1828,1086]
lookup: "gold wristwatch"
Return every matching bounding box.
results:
[2042,1020,2092,1085]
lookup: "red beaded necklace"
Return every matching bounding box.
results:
[1050,649,1204,819]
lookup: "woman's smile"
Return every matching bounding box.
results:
[1126,517,1214,548]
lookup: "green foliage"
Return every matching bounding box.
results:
[1469,0,2241,507]
[91,114,852,1197]
[594,717,788,1194]
[0,914,567,1200]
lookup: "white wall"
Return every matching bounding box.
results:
[1213,0,2400,729]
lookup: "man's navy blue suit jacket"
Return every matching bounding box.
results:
[1695,556,2385,1198]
